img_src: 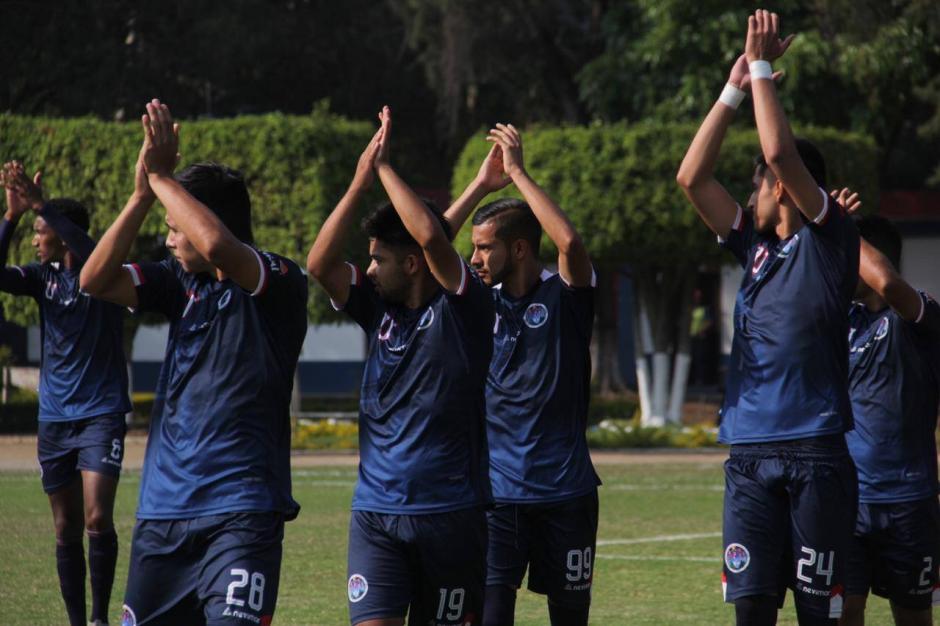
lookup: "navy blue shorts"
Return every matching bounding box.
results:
[486,490,598,606]
[722,435,858,619]
[121,512,284,626]
[346,507,487,626]
[37,413,126,493]
[844,496,940,610]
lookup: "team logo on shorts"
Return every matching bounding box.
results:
[523,303,549,328]
[121,605,137,626]
[724,543,750,573]
[348,574,369,603]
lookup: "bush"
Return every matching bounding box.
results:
[0,106,400,326]
[451,122,879,267]
[292,419,359,451]
[586,418,720,449]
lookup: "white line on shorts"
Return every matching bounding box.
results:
[597,532,721,546]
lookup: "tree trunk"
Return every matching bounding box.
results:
[632,284,653,424]
[667,272,695,424]
[291,366,302,418]
[593,267,626,396]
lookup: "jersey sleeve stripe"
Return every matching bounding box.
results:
[330,262,360,311]
[453,259,469,296]
[812,187,830,225]
[12,265,25,278]
[915,292,927,324]
[717,205,744,244]
[123,263,145,286]
[248,247,270,297]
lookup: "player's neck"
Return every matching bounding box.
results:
[61,251,79,271]
[774,204,802,240]
[404,273,439,310]
[502,259,542,299]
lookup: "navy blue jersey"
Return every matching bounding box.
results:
[846,292,940,503]
[0,219,130,422]
[719,191,859,443]
[486,270,600,502]
[126,249,307,520]
[337,261,494,514]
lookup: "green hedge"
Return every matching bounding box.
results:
[451,122,879,267]
[0,105,401,326]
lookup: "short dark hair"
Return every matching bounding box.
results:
[471,198,542,254]
[755,137,827,188]
[855,214,902,270]
[175,162,253,244]
[361,198,452,252]
[46,198,90,233]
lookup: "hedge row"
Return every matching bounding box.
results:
[451,122,879,267]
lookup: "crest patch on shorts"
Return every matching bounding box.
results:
[724,543,751,573]
[348,573,369,603]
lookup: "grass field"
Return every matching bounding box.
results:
[0,461,898,625]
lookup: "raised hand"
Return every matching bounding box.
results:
[374,106,391,168]
[486,123,525,178]
[474,144,511,193]
[728,54,785,92]
[141,99,180,177]
[745,9,795,63]
[352,126,385,192]
[1,160,44,217]
[830,187,861,214]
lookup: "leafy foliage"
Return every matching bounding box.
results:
[0,108,395,325]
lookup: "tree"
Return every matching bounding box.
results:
[452,122,877,424]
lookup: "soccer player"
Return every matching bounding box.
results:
[80,100,308,625]
[834,208,939,626]
[306,106,493,626]
[444,125,600,626]
[0,161,129,626]
[677,11,859,625]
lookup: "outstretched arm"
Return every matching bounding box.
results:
[80,117,158,307]
[141,99,263,293]
[444,143,510,235]
[374,106,465,293]
[488,123,593,287]
[307,126,384,307]
[747,11,822,221]
[677,54,783,237]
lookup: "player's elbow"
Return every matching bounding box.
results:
[556,231,584,256]
[676,166,700,190]
[764,146,798,170]
[306,254,328,281]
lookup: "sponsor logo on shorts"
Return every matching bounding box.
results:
[121,605,137,626]
[724,543,750,573]
[222,606,262,623]
[523,303,549,328]
[348,573,368,603]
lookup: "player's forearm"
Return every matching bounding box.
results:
[38,203,97,264]
[859,239,922,321]
[80,192,151,294]
[751,79,798,171]
[444,181,489,236]
[376,163,448,248]
[148,174,239,267]
[677,100,736,190]
[510,169,582,254]
[307,186,364,278]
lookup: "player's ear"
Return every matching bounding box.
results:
[773,179,787,204]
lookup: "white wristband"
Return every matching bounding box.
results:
[719,83,746,109]
[749,60,773,81]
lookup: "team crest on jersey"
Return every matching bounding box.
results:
[348,574,368,603]
[724,543,750,573]
[752,245,769,275]
[778,233,799,259]
[523,303,549,328]
[121,604,137,626]
[417,306,435,330]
